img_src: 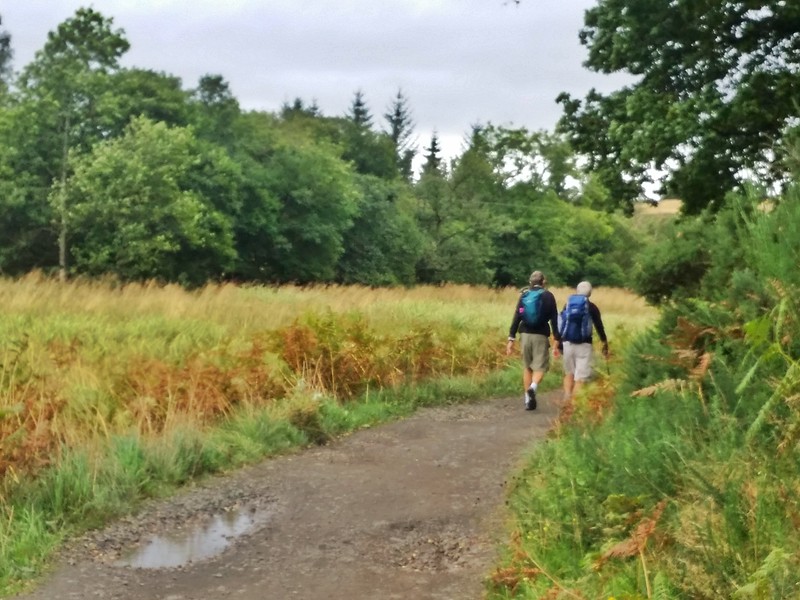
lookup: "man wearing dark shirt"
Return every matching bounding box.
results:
[506,270,561,411]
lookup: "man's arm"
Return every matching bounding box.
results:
[548,292,561,341]
[589,302,609,356]
[508,298,523,339]
[506,298,523,355]
[546,292,562,357]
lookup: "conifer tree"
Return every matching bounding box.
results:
[421,132,443,176]
[342,89,397,178]
[280,97,320,119]
[0,15,11,94]
[384,89,416,180]
[347,89,372,129]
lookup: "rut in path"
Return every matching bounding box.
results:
[14,393,561,600]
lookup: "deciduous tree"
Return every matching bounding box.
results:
[65,117,239,285]
[259,133,360,283]
[337,175,424,286]
[190,74,240,149]
[13,8,130,276]
[557,0,800,213]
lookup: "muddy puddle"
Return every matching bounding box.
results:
[117,507,271,569]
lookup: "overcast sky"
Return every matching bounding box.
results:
[2,0,631,161]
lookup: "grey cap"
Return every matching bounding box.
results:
[576,281,592,297]
[529,271,545,286]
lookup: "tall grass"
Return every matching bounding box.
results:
[0,277,652,594]
[488,187,800,599]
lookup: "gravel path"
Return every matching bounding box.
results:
[13,392,560,600]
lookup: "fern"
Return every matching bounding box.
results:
[652,571,676,600]
[733,548,795,599]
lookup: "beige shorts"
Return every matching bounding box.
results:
[521,333,550,372]
[562,342,594,381]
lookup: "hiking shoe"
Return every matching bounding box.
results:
[525,387,537,411]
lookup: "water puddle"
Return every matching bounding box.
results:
[117,507,271,569]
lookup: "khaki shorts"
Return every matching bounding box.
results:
[521,333,550,372]
[562,342,594,381]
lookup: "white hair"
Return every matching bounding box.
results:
[576,281,592,297]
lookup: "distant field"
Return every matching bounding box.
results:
[630,198,682,237]
[634,198,682,215]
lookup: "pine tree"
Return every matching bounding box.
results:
[421,132,443,176]
[384,89,416,181]
[0,16,11,93]
[281,97,321,119]
[347,89,372,129]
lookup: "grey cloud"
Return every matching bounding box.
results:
[4,0,632,155]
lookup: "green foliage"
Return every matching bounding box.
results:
[492,173,800,598]
[189,74,241,149]
[632,215,713,304]
[0,164,55,274]
[17,7,129,154]
[337,175,424,286]
[493,191,637,287]
[470,124,579,194]
[558,0,800,212]
[0,17,10,96]
[0,505,55,594]
[0,8,132,276]
[734,549,797,600]
[420,132,444,176]
[338,90,399,179]
[65,117,239,285]
[414,164,497,285]
[223,112,284,282]
[101,68,192,136]
[633,186,800,307]
[259,134,359,283]
[210,413,306,466]
[0,7,647,289]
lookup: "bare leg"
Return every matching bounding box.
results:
[563,373,575,400]
[523,368,533,393]
[524,368,544,410]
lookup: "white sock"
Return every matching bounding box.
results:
[530,382,537,391]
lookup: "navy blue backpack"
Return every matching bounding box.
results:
[559,294,592,343]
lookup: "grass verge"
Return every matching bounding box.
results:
[1,363,524,596]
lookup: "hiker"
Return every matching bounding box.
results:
[506,270,561,411]
[558,281,609,401]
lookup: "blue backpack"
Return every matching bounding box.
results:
[559,294,592,343]
[520,288,545,327]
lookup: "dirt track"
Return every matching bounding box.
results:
[14,392,560,600]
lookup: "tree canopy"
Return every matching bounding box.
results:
[558,0,800,213]
[0,7,644,289]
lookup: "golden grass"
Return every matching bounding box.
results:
[0,275,658,477]
[633,198,683,215]
[1,275,513,332]
[1,274,655,331]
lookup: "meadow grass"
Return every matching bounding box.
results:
[0,275,655,595]
[486,193,800,598]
